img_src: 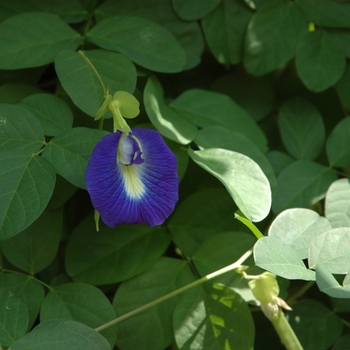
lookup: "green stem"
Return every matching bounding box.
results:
[94,249,252,333]
[271,309,303,350]
[235,212,264,239]
[78,50,106,96]
[341,318,350,328]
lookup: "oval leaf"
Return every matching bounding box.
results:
[20,93,73,137]
[188,148,271,222]
[254,236,315,281]
[87,15,186,73]
[325,178,350,228]
[0,152,56,240]
[55,49,137,117]
[0,12,82,69]
[269,208,331,259]
[42,127,108,189]
[0,209,62,274]
[143,75,197,144]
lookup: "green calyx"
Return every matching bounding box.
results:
[95,91,140,132]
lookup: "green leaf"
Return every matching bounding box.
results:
[0,287,28,347]
[278,97,325,160]
[87,15,186,73]
[272,160,337,214]
[212,72,274,121]
[244,1,306,75]
[0,83,43,104]
[173,0,221,20]
[254,236,315,281]
[332,334,350,349]
[296,0,350,28]
[195,126,277,193]
[201,0,253,65]
[316,264,350,299]
[65,215,170,285]
[55,49,137,118]
[20,93,73,137]
[188,148,271,222]
[325,178,350,228]
[166,139,189,181]
[168,188,242,257]
[296,29,346,92]
[47,175,78,210]
[326,117,350,167]
[143,76,197,144]
[113,258,195,350]
[287,299,343,350]
[309,228,350,274]
[337,62,350,111]
[0,12,82,69]
[0,209,62,274]
[0,274,44,330]
[0,0,88,23]
[269,208,331,259]
[192,231,255,276]
[42,127,108,189]
[170,89,267,151]
[94,0,204,70]
[40,282,117,348]
[0,152,56,240]
[0,103,45,153]
[265,150,294,176]
[173,283,254,350]
[10,319,111,350]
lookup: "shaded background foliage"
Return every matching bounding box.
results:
[1,0,350,349]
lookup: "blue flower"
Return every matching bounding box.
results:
[85,128,179,227]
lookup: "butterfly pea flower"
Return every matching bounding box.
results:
[85,91,179,227]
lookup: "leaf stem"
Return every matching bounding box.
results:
[78,50,106,96]
[235,211,264,239]
[94,249,252,333]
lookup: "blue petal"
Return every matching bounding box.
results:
[85,128,179,227]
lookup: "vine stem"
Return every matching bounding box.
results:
[94,249,253,333]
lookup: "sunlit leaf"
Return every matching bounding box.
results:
[325,178,350,228]
[254,236,315,281]
[189,148,271,222]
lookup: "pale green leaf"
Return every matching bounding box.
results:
[309,228,350,274]
[269,208,331,259]
[325,178,350,228]
[254,236,315,280]
[189,148,271,222]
